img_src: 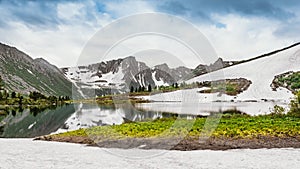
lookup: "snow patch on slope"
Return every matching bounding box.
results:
[101,71,124,84]
[27,69,33,75]
[152,71,169,86]
[64,67,124,89]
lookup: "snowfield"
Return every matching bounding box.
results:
[64,67,124,89]
[138,45,300,115]
[0,139,299,169]
[188,45,300,101]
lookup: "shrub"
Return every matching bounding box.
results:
[272,105,285,115]
[288,91,300,117]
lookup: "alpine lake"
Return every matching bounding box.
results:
[0,100,288,138]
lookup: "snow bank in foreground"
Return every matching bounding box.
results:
[0,139,299,169]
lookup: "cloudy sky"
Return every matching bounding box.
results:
[0,0,300,68]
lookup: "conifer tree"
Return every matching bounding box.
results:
[148,84,152,92]
[130,86,134,93]
[0,75,4,90]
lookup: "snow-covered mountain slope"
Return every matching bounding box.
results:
[64,66,125,89]
[188,44,300,101]
[143,44,300,104]
[62,56,192,97]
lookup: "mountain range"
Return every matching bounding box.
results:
[62,55,241,98]
[62,56,190,88]
[1,42,226,97]
[1,42,300,98]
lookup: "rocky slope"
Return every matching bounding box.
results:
[0,43,72,96]
[193,58,238,77]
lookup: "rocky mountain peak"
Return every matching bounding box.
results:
[0,43,33,65]
[34,58,62,74]
[154,63,169,71]
[123,56,136,61]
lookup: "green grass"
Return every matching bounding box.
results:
[199,83,241,96]
[95,94,150,105]
[53,114,300,141]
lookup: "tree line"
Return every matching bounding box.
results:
[0,75,71,105]
[129,83,179,93]
[130,84,152,93]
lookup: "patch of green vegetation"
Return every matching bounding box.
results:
[95,94,150,105]
[276,71,300,92]
[199,83,240,96]
[57,128,88,137]
[0,90,71,107]
[225,84,236,92]
[53,113,300,141]
[211,115,300,138]
[196,78,251,96]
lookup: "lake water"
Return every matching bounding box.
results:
[0,101,289,138]
[135,101,290,116]
[0,105,75,138]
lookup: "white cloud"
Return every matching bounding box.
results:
[0,1,113,68]
[0,0,158,68]
[0,21,90,67]
[197,14,297,61]
[1,0,299,69]
[77,13,218,68]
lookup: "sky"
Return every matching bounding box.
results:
[0,0,300,68]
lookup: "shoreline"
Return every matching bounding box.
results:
[35,135,300,151]
[34,111,300,151]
